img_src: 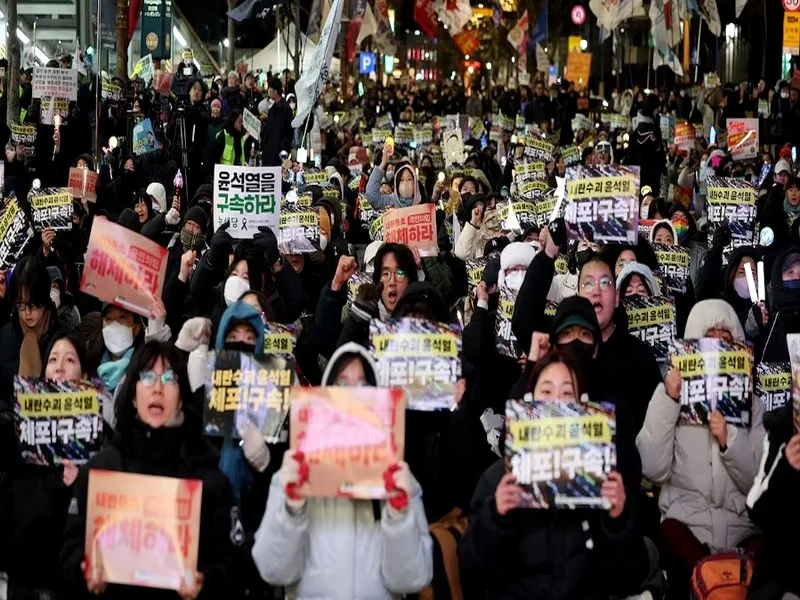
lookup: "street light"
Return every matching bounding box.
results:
[223,38,230,48]
[580,38,588,51]
[486,62,492,70]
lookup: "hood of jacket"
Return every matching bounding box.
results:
[771,244,800,315]
[394,164,421,206]
[320,342,379,386]
[392,281,449,322]
[616,262,660,296]
[723,246,762,301]
[215,301,265,354]
[649,219,678,244]
[684,299,745,341]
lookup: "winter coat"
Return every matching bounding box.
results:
[459,460,649,600]
[757,245,800,363]
[59,422,244,599]
[261,98,294,167]
[365,164,421,210]
[250,344,433,599]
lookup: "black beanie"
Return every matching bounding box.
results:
[185,206,208,232]
[117,208,141,232]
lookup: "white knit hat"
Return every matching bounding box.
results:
[498,241,538,288]
[146,182,167,213]
[684,299,745,341]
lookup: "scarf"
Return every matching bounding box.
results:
[785,197,800,226]
[378,299,392,321]
[18,311,51,377]
[98,348,134,393]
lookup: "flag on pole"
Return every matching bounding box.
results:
[373,0,396,54]
[357,3,378,45]
[435,0,472,34]
[507,10,529,53]
[697,0,721,36]
[654,47,684,76]
[735,0,747,17]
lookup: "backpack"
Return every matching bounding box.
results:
[690,552,754,600]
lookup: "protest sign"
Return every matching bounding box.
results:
[562,145,581,167]
[130,53,155,85]
[289,387,405,498]
[523,136,555,163]
[669,338,753,427]
[706,177,757,258]
[30,189,73,230]
[565,52,592,90]
[39,96,70,126]
[346,270,374,312]
[496,286,521,358]
[756,362,791,413]
[242,109,261,140]
[304,170,329,186]
[727,118,759,161]
[15,377,105,466]
[414,126,434,146]
[204,350,295,442]
[383,204,438,257]
[443,129,465,167]
[654,244,691,295]
[101,82,122,102]
[674,123,696,153]
[466,256,490,298]
[278,203,320,254]
[80,217,168,317]
[514,161,547,184]
[132,119,160,155]
[565,166,638,244]
[32,67,78,101]
[370,317,462,411]
[68,167,99,202]
[85,470,202,590]
[263,322,297,358]
[0,196,34,268]
[660,114,676,143]
[505,398,616,509]
[622,295,677,362]
[10,122,36,165]
[213,165,281,238]
[788,333,800,432]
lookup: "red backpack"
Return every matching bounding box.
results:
[690,552,754,600]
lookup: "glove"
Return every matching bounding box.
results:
[548,217,567,247]
[241,422,270,473]
[165,207,181,226]
[176,317,212,353]
[350,283,381,322]
[383,462,412,519]
[711,224,732,256]
[254,226,280,266]
[745,302,768,339]
[207,221,233,269]
[279,451,309,513]
[186,346,209,393]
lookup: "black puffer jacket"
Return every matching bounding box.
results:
[757,244,800,363]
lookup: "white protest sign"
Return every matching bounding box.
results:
[130,54,155,85]
[32,68,78,101]
[213,165,282,239]
[243,109,262,140]
[727,118,759,161]
[292,0,344,128]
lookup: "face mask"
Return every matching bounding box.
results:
[672,221,689,243]
[319,233,329,251]
[785,279,800,289]
[224,275,251,306]
[180,228,203,251]
[505,271,525,293]
[733,276,751,299]
[782,92,790,100]
[102,321,134,355]
[398,180,415,199]
[224,341,256,354]
[50,288,61,309]
[557,339,595,368]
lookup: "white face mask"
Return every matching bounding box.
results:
[224,275,251,306]
[782,92,790,100]
[102,321,134,355]
[505,271,526,293]
[319,233,328,251]
[50,288,61,310]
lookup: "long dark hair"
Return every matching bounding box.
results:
[43,331,90,378]
[10,255,52,310]
[525,349,585,400]
[240,290,275,322]
[114,341,197,434]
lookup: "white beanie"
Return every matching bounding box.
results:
[498,241,538,288]
[363,240,384,271]
[684,299,745,341]
[146,182,167,213]
[649,219,678,244]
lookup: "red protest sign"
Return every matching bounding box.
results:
[85,470,202,591]
[68,167,98,202]
[290,387,405,499]
[80,216,168,317]
[383,203,439,257]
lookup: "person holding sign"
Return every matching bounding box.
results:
[252,342,433,598]
[460,351,650,600]
[365,142,422,209]
[60,341,243,598]
[212,111,250,167]
[636,299,765,600]
[758,246,800,363]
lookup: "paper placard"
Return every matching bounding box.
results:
[383,203,439,257]
[242,109,261,140]
[213,165,281,239]
[32,67,78,101]
[30,188,73,230]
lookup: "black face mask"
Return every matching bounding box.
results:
[223,341,257,354]
[557,339,595,370]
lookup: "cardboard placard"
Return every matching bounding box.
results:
[289,387,405,498]
[242,109,261,140]
[85,471,202,590]
[674,123,696,153]
[32,67,78,101]
[68,167,99,202]
[622,295,677,362]
[383,203,439,257]
[756,362,791,413]
[30,189,73,230]
[213,165,281,238]
[80,216,168,317]
[132,119,160,155]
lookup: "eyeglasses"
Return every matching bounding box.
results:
[580,277,614,292]
[380,269,407,283]
[139,369,177,387]
[16,302,43,313]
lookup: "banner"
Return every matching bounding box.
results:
[727,118,759,161]
[505,398,617,509]
[756,362,791,413]
[80,216,168,317]
[140,0,172,60]
[669,338,753,427]
[205,350,294,442]
[706,177,757,258]
[10,122,36,164]
[370,317,462,411]
[213,165,281,239]
[292,0,343,128]
[85,471,202,590]
[30,189,72,231]
[674,123,696,153]
[278,203,320,254]
[565,166,638,244]
[654,244,691,295]
[132,119,160,155]
[289,387,405,498]
[622,295,677,362]
[32,67,78,101]
[15,377,105,466]
[383,203,438,257]
[0,196,34,268]
[68,167,99,203]
[785,12,800,55]
[242,109,261,140]
[565,53,592,90]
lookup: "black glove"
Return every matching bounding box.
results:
[711,224,732,256]
[548,217,567,247]
[207,221,233,269]
[253,226,280,267]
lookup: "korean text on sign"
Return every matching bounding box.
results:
[30,189,73,230]
[213,165,281,239]
[382,203,439,257]
[32,67,78,101]
[85,471,202,591]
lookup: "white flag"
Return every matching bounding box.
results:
[735,0,747,17]
[74,36,87,76]
[654,47,684,76]
[357,4,378,45]
[507,11,529,52]
[589,0,644,30]
[698,0,721,37]
[435,0,472,34]
[649,0,684,51]
[535,44,549,72]
[292,0,343,128]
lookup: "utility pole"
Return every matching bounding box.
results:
[227,0,235,71]
[116,0,128,79]
[6,0,19,124]
[294,0,301,79]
